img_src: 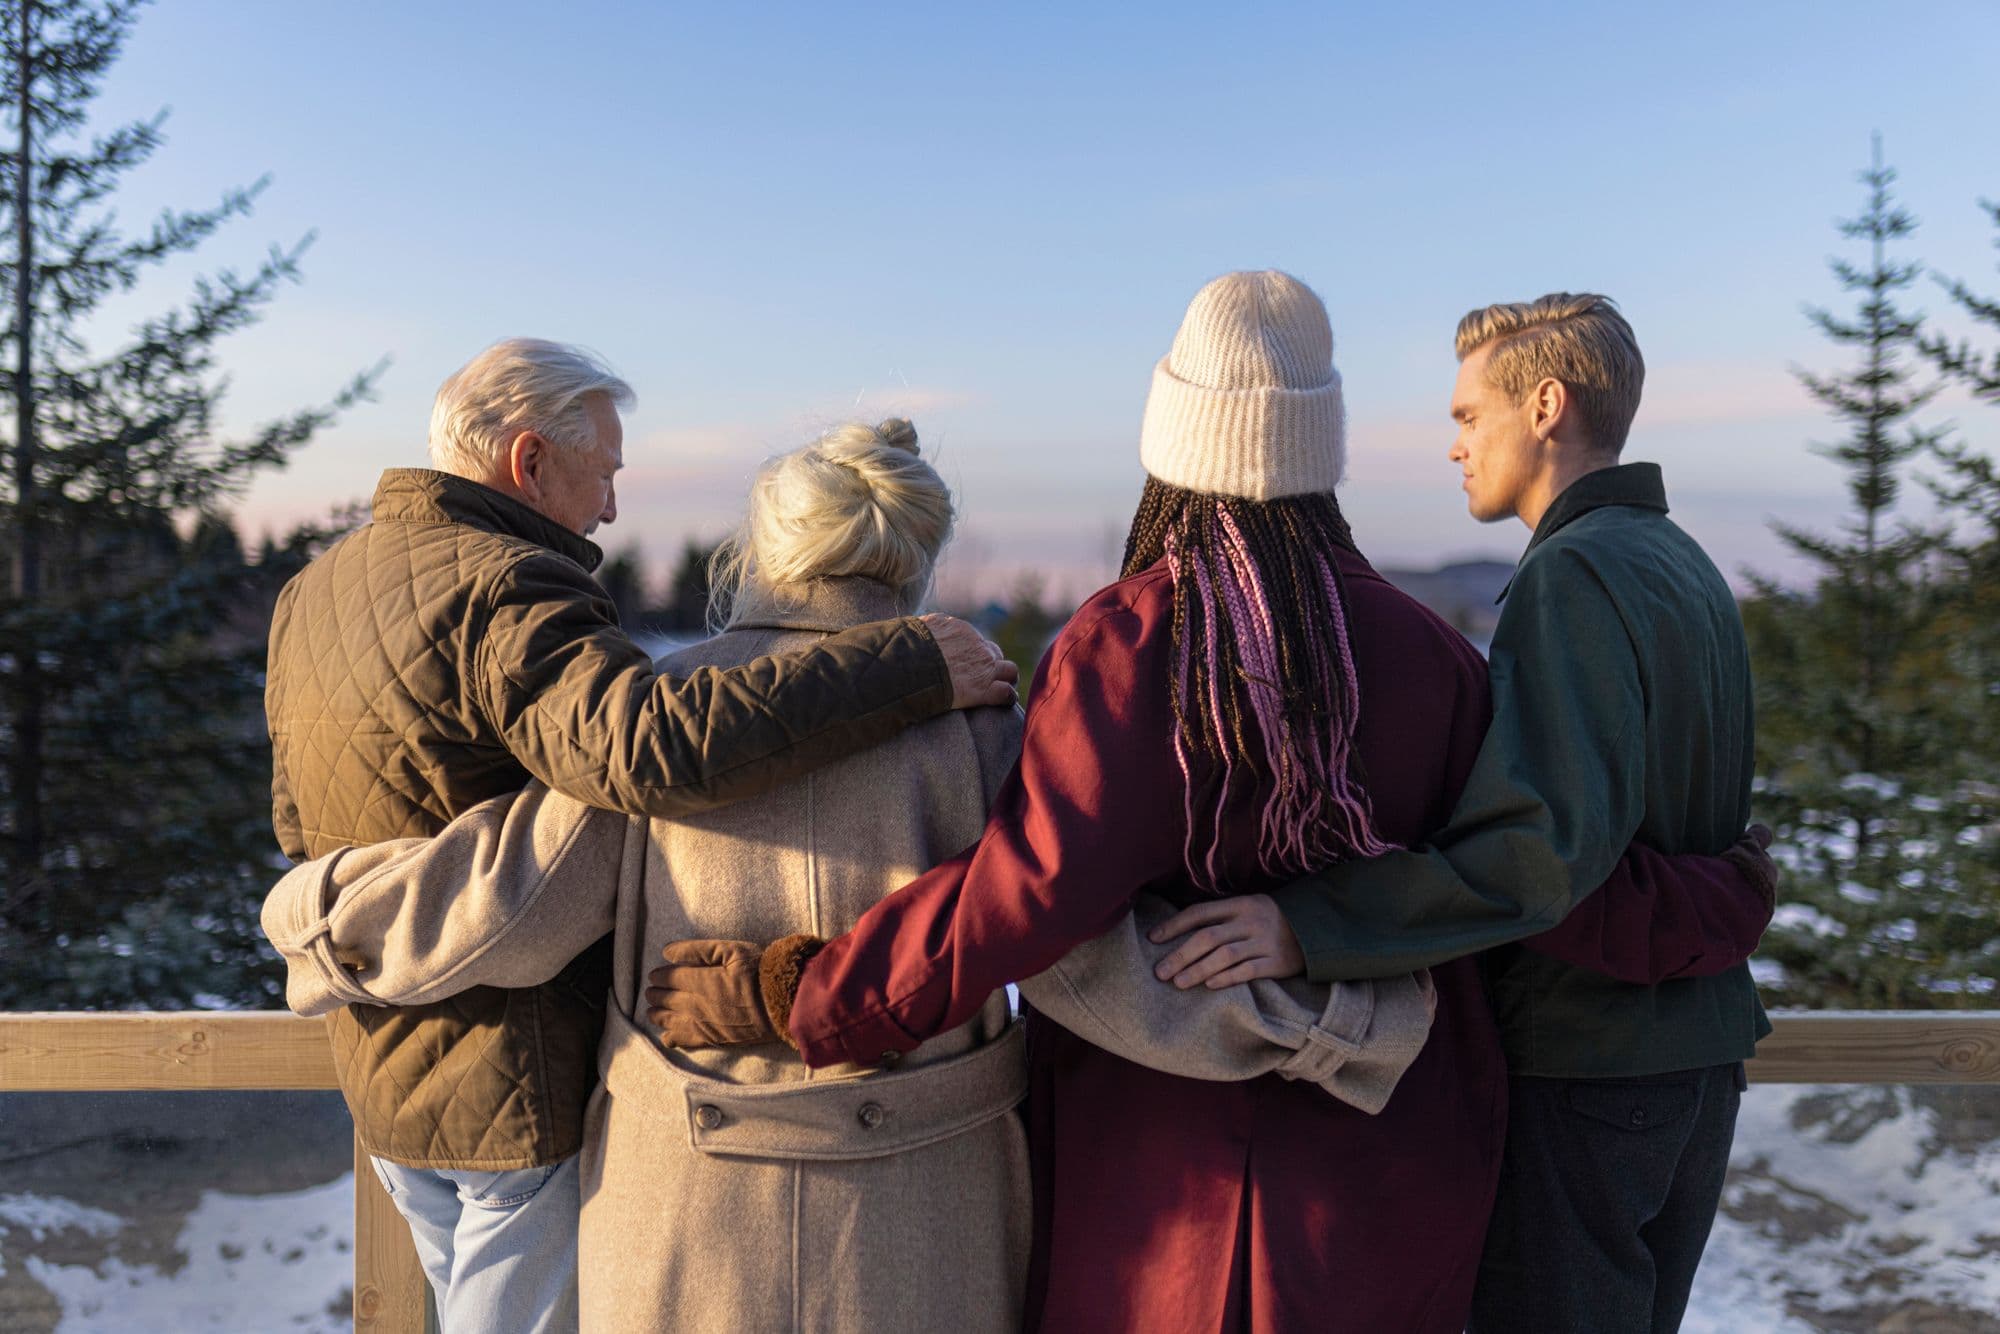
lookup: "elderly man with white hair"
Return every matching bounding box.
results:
[263,338,1014,1332]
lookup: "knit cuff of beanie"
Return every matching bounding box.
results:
[758,934,826,1051]
[1138,356,1348,501]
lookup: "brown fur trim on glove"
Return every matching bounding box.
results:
[758,934,826,1051]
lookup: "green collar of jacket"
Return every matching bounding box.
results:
[371,468,603,573]
[1498,461,1669,602]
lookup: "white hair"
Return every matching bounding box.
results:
[427,337,635,475]
[708,417,955,629]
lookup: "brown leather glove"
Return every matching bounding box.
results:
[1721,823,1779,915]
[645,935,824,1050]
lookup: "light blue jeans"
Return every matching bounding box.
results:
[369,1154,580,1334]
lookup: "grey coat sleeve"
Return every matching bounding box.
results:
[1017,898,1438,1114]
[259,783,633,1016]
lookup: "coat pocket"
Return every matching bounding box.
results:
[1561,1078,1698,1134]
[437,1163,561,1209]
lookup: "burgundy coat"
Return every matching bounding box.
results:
[790,552,1765,1333]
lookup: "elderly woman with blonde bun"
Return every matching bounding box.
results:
[263,416,1384,1332]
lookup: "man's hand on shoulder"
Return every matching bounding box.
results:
[921,613,1020,710]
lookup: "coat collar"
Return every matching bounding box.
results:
[726,578,908,633]
[371,468,603,572]
[1496,462,1668,603]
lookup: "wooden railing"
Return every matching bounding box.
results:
[0,1012,426,1334]
[4,1009,2000,1333]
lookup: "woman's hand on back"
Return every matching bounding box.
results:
[646,934,827,1050]
[1148,894,1306,989]
[645,940,778,1048]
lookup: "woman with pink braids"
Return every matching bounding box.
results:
[649,272,1772,1333]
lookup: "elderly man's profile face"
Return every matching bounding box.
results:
[535,395,624,537]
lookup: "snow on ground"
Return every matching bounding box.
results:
[0,1198,124,1280]
[2,1176,352,1333]
[0,1197,125,1244]
[1685,1083,2000,1331]
[2,1087,1996,1331]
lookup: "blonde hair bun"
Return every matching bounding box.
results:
[708,417,955,628]
[874,417,919,454]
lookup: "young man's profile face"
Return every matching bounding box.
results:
[1448,343,1543,525]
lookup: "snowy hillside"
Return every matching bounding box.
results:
[1687,1084,2000,1331]
[1,1084,1995,1331]
[1,1180,352,1333]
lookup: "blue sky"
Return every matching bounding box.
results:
[74,0,2000,599]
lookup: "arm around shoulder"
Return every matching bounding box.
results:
[475,551,954,818]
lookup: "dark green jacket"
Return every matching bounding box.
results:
[1274,463,1769,1076]
[266,469,955,1167]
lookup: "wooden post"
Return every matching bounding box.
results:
[352,1138,432,1334]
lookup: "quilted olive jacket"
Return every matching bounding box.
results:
[264,469,953,1168]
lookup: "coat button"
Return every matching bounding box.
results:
[1629,1107,1648,1127]
[856,1102,886,1130]
[694,1104,725,1131]
[877,1051,902,1068]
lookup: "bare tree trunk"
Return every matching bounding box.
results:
[10,0,44,867]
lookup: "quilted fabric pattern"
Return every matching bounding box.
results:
[266,469,952,1168]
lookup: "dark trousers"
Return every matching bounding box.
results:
[1468,1061,1745,1334]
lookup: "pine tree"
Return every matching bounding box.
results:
[595,544,651,632]
[667,539,717,631]
[1910,197,2000,996]
[0,0,375,1007]
[1919,198,2000,405]
[1745,140,1996,1007]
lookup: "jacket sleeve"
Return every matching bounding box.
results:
[1520,840,1772,983]
[475,550,954,818]
[1272,546,1650,983]
[271,761,305,864]
[258,783,631,1016]
[789,596,1190,1069]
[1017,894,1437,1112]
[266,584,307,863]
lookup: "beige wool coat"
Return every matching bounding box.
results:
[263,579,1438,1333]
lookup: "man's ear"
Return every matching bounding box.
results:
[507,432,548,501]
[1529,377,1569,443]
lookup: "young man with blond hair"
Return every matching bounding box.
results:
[1155,294,1767,1331]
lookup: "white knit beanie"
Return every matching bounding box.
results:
[1138,270,1346,500]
